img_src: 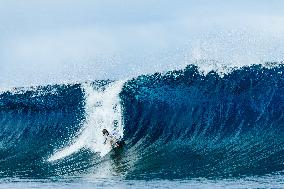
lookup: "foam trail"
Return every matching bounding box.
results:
[48,80,125,162]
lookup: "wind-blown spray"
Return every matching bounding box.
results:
[48,81,125,161]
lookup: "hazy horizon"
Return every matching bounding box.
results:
[1,0,284,88]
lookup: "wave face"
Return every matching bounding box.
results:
[0,65,284,179]
[120,64,284,179]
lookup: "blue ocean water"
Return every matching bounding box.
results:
[0,64,283,188]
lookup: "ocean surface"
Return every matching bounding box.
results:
[0,64,283,188]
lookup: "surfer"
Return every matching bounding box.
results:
[102,129,124,148]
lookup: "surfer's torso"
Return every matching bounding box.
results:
[104,131,120,148]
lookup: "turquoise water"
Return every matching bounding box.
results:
[0,175,283,189]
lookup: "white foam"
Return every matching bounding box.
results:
[48,80,125,162]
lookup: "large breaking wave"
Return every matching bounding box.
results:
[0,64,283,179]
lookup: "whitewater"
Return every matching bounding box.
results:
[48,81,125,161]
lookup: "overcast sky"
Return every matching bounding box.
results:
[1,0,284,88]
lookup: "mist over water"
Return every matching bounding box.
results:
[2,29,284,89]
[1,0,284,88]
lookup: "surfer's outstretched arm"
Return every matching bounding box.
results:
[103,138,107,144]
[114,142,120,148]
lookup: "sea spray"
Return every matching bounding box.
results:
[48,81,125,161]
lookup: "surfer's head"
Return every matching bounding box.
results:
[102,129,109,136]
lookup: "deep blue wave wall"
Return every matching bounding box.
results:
[120,64,284,179]
[0,83,86,177]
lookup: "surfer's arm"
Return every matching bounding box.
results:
[103,137,107,144]
[115,142,120,147]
